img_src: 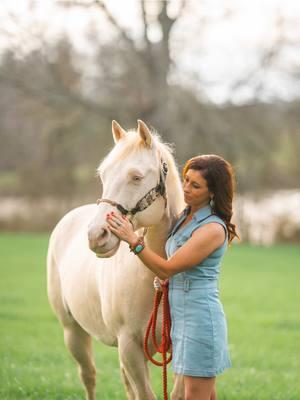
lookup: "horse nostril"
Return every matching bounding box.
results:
[88,240,98,252]
[88,225,111,249]
[96,227,110,246]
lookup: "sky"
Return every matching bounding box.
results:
[0,0,299,104]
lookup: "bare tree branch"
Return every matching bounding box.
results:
[57,0,155,75]
[141,0,151,51]
[0,71,114,119]
[155,1,177,80]
[58,0,137,50]
[229,12,289,98]
[158,1,176,38]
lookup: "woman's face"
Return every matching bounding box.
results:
[183,168,212,208]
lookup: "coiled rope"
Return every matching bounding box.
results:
[144,280,172,400]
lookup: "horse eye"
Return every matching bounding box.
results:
[132,175,143,182]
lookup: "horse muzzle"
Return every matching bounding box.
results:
[88,223,120,257]
[95,245,120,258]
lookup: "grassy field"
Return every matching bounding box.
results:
[0,234,300,400]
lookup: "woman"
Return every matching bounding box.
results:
[107,154,238,400]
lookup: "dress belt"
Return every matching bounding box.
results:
[169,278,218,292]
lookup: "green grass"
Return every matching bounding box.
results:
[0,234,300,399]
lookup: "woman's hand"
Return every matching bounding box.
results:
[106,212,138,245]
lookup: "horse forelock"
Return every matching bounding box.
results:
[98,129,168,174]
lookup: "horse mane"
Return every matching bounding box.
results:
[152,133,185,220]
[97,129,184,220]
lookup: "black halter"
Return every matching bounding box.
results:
[97,160,168,216]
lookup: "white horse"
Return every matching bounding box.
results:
[47,120,185,400]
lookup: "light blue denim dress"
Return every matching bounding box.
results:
[166,204,232,377]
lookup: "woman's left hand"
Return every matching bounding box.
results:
[106,212,138,244]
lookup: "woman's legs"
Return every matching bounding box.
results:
[210,383,217,400]
[184,375,216,400]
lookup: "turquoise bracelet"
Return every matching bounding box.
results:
[134,243,144,254]
[129,237,145,255]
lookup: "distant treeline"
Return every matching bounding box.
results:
[0,34,299,199]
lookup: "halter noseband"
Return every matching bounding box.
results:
[97,159,168,216]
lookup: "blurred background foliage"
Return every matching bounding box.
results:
[0,0,299,238]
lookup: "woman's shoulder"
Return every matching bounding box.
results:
[206,213,226,226]
[211,215,228,242]
[196,214,228,240]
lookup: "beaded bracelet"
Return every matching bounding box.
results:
[129,237,145,255]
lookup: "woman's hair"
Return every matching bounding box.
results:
[182,154,239,244]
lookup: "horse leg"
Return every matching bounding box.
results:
[47,251,96,400]
[64,322,96,400]
[170,374,185,400]
[120,364,136,400]
[118,333,156,400]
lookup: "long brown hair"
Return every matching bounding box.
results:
[183,154,239,244]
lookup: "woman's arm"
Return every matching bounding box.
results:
[137,223,225,279]
[107,213,225,280]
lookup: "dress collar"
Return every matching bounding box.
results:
[169,203,213,238]
[185,203,213,222]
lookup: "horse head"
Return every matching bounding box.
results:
[88,120,175,258]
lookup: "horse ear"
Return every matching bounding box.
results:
[112,120,126,143]
[137,120,152,148]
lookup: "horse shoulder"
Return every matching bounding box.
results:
[48,204,97,264]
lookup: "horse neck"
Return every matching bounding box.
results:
[145,168,184,257]
[144,214,172,257]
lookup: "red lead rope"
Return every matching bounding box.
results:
[144,280,172,400]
